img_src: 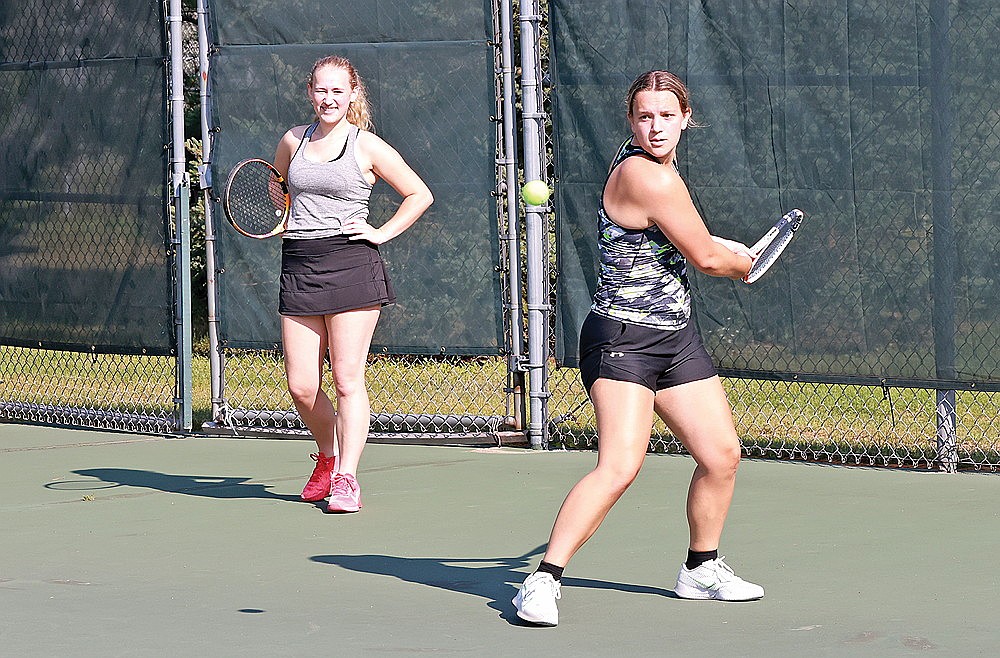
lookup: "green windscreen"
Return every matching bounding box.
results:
[550,0,999,389]
[0,1,173,354]
[206,0,503,354]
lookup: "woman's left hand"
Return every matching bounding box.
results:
[342,217,387,244]
[711,235,752,259]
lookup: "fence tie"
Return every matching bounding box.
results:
[881,383,897,430]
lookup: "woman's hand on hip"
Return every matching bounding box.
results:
[343,217,387,244]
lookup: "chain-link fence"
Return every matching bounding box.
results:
[0,347,177,433]
[545,0,1000,470]
[0,0,181,433]
[213,349,520,443]
[548,368,1000,471]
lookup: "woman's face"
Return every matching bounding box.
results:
[628,90,690,162]
[308,65,357,124]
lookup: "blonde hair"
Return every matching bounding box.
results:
[308,55,374,131]
[625,70,700,127]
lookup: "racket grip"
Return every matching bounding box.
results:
[740,254,755,283]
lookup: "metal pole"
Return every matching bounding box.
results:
[936,390,958,472]
[929,0,957,472]
[499,0,527,431]
[518,0,550,448]
[196,0,226,426]
[168,0,192,431]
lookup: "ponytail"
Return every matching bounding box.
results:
[346,77,373,132]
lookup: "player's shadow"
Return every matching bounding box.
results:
[50,468,301,502]
[311,545,677,624]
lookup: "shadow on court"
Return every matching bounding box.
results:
[311,547,677,625]
[52,467,301,502]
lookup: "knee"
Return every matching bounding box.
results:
[287,379,320,407]
[331,374,366,400]
[596,463,642,496]
[698,442,742,479]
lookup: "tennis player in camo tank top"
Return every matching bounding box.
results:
[273,56,433,514]
[513,71,764,627]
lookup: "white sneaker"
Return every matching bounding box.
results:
[512,571,561,626]
[674,557,764,601]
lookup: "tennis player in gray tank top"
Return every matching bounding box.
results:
[272,55,433,514]
[284,123,373,240]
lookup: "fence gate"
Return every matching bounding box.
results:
[0,0,190,433]
[197,0,525,444]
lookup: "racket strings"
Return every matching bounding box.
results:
[753,229,793,270]
[745,228,794,283]
[226,163,288,236]
[267,175,287,210]
[743,209,803,284]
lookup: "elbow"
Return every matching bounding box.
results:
[416,188,434,213]
[403,188,433,216]
[689,249,749,279]
[690,253,730,277]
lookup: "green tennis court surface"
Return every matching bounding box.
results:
[2,422,998,655]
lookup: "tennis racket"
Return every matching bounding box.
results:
[742,208,804,284]
[222,158,290,239]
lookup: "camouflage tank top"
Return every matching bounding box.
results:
[590,137,690,330]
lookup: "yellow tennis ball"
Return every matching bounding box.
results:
[521,180,551,206]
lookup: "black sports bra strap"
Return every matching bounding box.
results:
[292,122,320,159]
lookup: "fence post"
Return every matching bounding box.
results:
[498,0,527,431]
[929,0,957,472]
[518,0,550,448]
[196,0,227,427]
[936,390,958,473]
[169,0,192,431]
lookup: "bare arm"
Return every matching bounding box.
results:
[345,132,433,244]
[711,236,753,259]
[273,127,306,180]
[604,158,752,279]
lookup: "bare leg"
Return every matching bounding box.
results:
[542,379,655,567]
[653,376,741,551]
[326,306,380,476]
[282,314,337,456]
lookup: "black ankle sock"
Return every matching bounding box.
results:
[535,560,564,582]
[685,549,718,570]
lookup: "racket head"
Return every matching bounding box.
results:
[743,208,804,284]
[222,158,291,239]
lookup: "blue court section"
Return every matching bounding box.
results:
[2,422,998,655]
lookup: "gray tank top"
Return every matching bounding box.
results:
[284,123,373,239]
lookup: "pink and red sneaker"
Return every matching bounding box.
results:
[327,473,362,513]
[300,452,337,502]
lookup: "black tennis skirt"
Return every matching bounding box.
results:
[279,235,396,316]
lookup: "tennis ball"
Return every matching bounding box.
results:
[521,180,551,206]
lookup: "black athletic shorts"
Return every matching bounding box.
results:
[578,312,717,393]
